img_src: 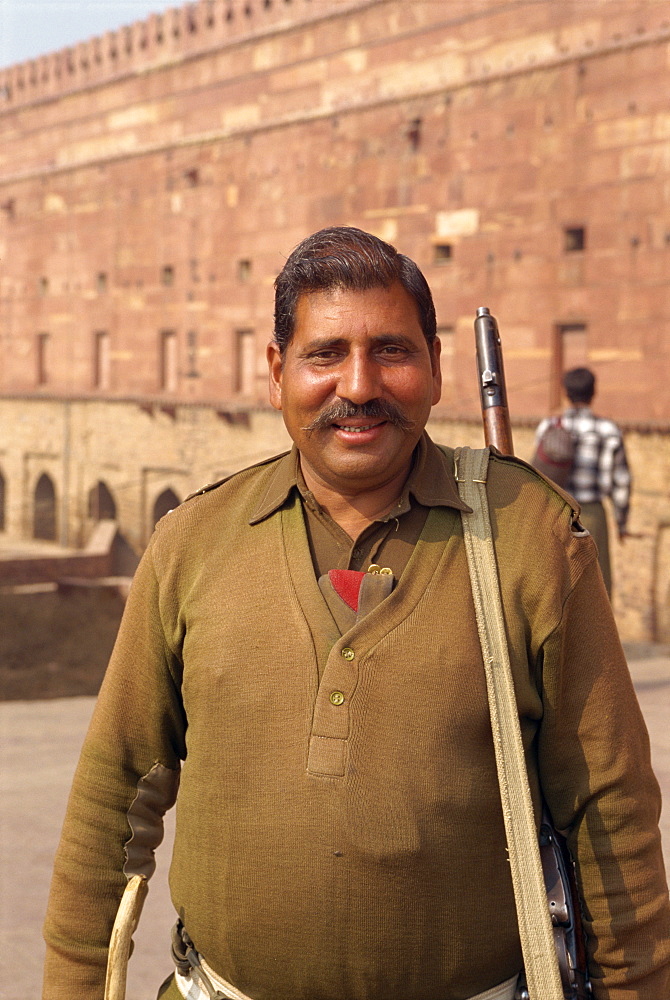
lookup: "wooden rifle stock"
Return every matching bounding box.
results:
[473,307,592,1000]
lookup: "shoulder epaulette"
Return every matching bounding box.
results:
[182,451,291,504]
[488,447,579,511]
[183,476,234,503]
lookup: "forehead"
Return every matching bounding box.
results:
[292,282,423,342]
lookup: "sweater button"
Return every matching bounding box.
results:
[341,647,355,661]
[330,691,345,706]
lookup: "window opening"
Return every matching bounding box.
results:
[36,333,49,385]
[160,330,178,392]
[564,227,586,252]
[93,331,111,390]
[407,117,422,150]
[235,329,256,395]
[186,330,200,378]
[434,244,453,264]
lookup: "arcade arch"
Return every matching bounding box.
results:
[88,480,117,521]
[152,488,180,529]
[33,472,57,541]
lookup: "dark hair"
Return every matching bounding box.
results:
[563,367,596,404]
[273,226,436,353]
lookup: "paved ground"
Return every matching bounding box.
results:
[1,644,668,1000]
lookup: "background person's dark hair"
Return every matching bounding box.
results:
[563,366,596,404]
[273,226,437,354]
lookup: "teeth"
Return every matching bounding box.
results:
[340,424,376,432]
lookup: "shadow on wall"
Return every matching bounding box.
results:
[0,584,126,701]
[653,524,670,644]
[111,530,141,577]
[0,519,141,701]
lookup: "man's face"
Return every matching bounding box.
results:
[267,282,441,496]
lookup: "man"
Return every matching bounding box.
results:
[534,367,631,595]
[43,228,669,1000]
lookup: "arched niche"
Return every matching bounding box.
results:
[34,472,57,541]
[88,480,117,520]
[152,487,180,529]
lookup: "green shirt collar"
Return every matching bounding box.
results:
[249,431,471,525]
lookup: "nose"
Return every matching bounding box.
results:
[336,351,382,405]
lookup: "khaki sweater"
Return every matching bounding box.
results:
[43,441,670,1000]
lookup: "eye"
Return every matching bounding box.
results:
[378,344,408,358]
[308,349,342,363]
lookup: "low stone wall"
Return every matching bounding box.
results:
[0,519,119,585]
[0,551,111,586]
[0,584,126,700]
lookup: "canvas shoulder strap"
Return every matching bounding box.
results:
[455,445,564,1000]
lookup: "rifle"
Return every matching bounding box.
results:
[473,307,592,1000]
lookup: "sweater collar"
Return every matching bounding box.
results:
[249,431,471,525]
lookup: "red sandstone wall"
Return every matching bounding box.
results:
[1,0,669,423]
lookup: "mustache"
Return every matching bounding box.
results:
[301,399,414,434]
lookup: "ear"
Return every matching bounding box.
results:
[267,340,283,411]
[430,336,442,405]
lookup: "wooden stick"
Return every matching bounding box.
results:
[104,874,148,1000]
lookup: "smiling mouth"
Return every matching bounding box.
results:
[301,400,413,435]
[335,422,384,433]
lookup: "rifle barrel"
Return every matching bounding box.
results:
[474,306,514,456]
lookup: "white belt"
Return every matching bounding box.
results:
[175,960,519,1000]
[470,974,519,1000]
[175,955,250,999]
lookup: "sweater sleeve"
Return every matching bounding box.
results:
[537,558,670,1000]
[42,538,186,999]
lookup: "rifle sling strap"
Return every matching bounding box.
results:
[455,446,564,1000]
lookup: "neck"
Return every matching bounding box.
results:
[300,462,411,540]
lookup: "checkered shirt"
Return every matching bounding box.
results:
[534,407,631,530]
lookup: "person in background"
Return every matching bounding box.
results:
[534,366,631,596]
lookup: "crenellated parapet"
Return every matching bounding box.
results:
[0,0,370,109]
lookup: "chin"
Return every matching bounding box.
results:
[322,454,404,486]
